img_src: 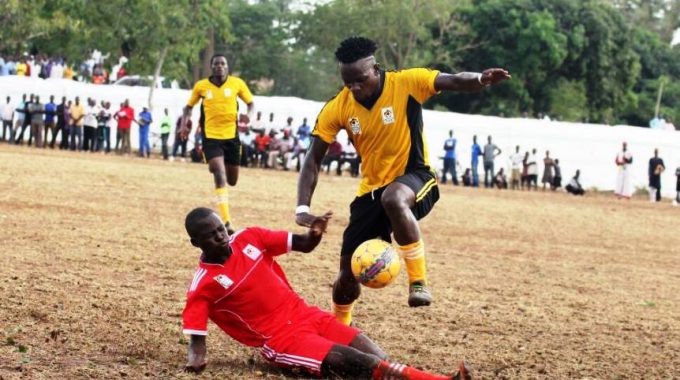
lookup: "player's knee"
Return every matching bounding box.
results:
[226,176,237,186]
[380,190,409,213]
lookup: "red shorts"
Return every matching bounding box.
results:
[260,306,360,376]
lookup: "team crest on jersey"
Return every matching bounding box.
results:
[224,88,232,97]
[243,244,262,260]
[348,117,361,135]
[213,274,233,289]
[381,106,395,125]
[206,90,213,99]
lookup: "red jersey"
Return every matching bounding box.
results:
[182,227,312,347]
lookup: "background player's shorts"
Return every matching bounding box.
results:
[202,137,241,165]
[340,168,440,256]
[260,306,360,376]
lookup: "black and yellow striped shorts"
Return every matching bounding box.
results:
[340,168,439,256]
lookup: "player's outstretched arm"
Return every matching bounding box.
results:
[434,68,511,93]
[296,137,330,227]
[292,211,333,253]
[185,335,207,373]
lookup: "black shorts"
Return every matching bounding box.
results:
[340,169,439,256]
[203,137,241,165]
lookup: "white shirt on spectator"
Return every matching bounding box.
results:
[1,102,14,121]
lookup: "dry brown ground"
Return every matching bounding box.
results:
[0,144,679,380]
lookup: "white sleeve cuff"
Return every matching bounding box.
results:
[183,329,207,336]
[287,232,293,252]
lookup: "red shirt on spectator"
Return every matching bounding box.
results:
[115,106,135,129]
[255,134,271,152]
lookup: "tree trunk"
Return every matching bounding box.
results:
[148,46,168,112]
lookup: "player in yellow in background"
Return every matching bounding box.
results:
[296,37,510,325]
[181,54,255,233]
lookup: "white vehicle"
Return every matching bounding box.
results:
[113,75,178,89]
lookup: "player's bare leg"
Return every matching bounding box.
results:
[209,157,235,234]
[226,163,239,186]
[382,182,432,307]
[321,338,470,380]
[333,255,361,325]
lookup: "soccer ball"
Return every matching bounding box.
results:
[351,239,401,289]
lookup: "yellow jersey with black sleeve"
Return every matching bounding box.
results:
[187,76,253,140]
[312,68,440,197]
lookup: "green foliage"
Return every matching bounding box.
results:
[548,79,588,122]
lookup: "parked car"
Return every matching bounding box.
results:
[113,75,178,89]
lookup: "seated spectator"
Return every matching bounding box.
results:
[494,168,508,189]
[461,168,471,187]
[190,143,204,163]
[565,170,585,196]
[276,130,296,170]
[239,127,255,167]
[338,137,360,177]
[290,135,309,172]
[254,130,271,168]
[322,140,343,174]
[266,130,282,169]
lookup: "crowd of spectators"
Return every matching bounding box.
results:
[0,50,128,84]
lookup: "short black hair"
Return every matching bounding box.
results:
[210,53,227,65]
[335,37,377,64]
[185,207,215,237]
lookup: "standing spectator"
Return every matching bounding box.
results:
[527,148,539,190]
[566,170,585,196]
[674,167,680,206]
[69,97,85,151]
[552,158,562,190]
[97,102,113,153]
[482,135,501,188]
[15,94,33,145]
[1,96,13,142]
[250,111,265,133]
[470,135,482,187]
[136,106,152,158]
[509,145,523,190]
[281,116,294,136]
[441,130,458,185]
[43,95,57,148]
[521,151,529,190]
[57,97,72,150]
[266,112,276,135]
[28,96,45,148]
[160,108,172,160]
[12,94,26,144]
[541,150,554,191]
[82,98,99,151]
[172,115,191,160]
[614,142,634,199]
[15,57,28,76]
[114,99,134,155]
[266,130,282,169]
[297,117,311,143]
[648,148,665,203]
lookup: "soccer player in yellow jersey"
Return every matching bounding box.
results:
[296,37,510,325]
[181,54,255,233]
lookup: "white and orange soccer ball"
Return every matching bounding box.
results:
[351,239,401,289]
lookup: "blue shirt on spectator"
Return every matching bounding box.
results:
[139,110,153,127]
[471,143,481,164]
[44,102,57,123]
[443,137,456,159]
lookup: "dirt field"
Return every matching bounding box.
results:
[1,144,678,379]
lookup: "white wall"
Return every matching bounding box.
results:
[1,76,679,196]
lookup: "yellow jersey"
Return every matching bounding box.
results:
[187,76,253,140]
[313,68,439,196]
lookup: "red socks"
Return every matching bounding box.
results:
[372,360,450,380]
